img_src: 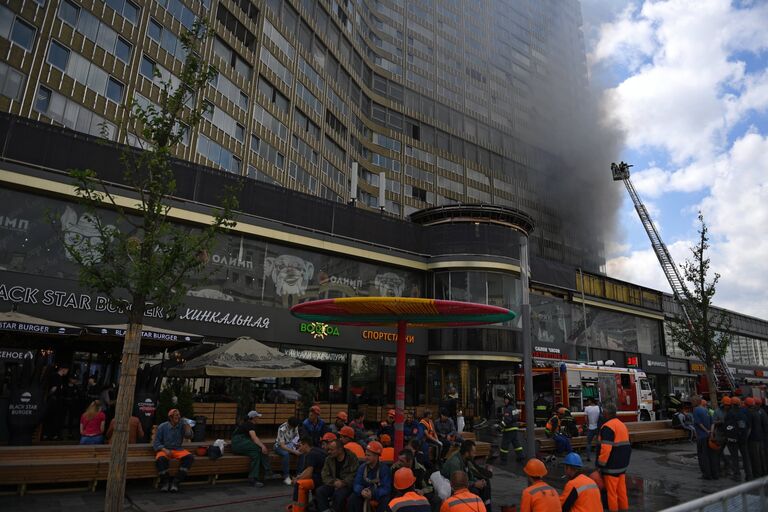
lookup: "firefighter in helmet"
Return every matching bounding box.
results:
[499,393,524,464]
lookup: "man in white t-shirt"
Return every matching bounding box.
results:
[584,398,601,462]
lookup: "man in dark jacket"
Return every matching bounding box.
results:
[302,405,328,447]
[348,441,392,512]
[746,398,766,477]
[316,439,360,512]
[725,397,752,481]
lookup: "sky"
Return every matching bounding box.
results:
[579,0,768,320]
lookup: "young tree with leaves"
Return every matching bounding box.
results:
[667,213,732,407]
[60,20,237,511]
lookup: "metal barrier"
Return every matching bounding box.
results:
[660,476,768,512]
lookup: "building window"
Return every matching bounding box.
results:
[239,91,248,110]
[148,18,162,41]
[35,86,52,112]
[57,0,80,26]
[115,37,132,63]
[106,77,124,103]
[106,0,139,24]
[10,17,36,52]
[47,41,70,71]
[235,123,245,142]
[0,62,26,102]
[140,55,156,78]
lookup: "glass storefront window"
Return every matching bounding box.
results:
[349,353,379,405]
[433,271,521,327]
[572,305,662,355]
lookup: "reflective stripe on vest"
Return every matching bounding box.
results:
[528,484,556,495]
[390,497,430,512]
[576,483,599,494]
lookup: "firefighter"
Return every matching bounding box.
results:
[534,394,550,427]
[597,403,631,512]
[519,458,560,512]
[560,452,601,512]
[546,408,572,455]
[499,393,524,464]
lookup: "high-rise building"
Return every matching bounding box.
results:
[0,0,610,271]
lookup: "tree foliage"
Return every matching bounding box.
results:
[667,213,732,365]
[61,20,237,319]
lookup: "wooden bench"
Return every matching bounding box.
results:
[0,440,299,495]
[534,420,688,452]
[192,402,239,437]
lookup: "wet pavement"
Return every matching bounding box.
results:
[0,441,758,511]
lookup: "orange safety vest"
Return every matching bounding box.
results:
[560,473,601,512]
[598,418,631,475]
[420,419,438,441]
[381,447,395,463]
[439,489,485,512]
[388,491,431,512]
[545,415,560,435]
[345,441,366,459]
[520,480,561,512]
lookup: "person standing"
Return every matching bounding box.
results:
[519,458,560,512]
[499,393,524,465]
[43,363,69,440]
[732,397,753,481]
[386,468,431,512]
[232,410,270,487]
[153,408,194,492]
[597,403,631,512]
[439,471,485,512]
[275,417,302,485]
[583,398,601,462]
[79,400,106,444]
[711,396,729,477]
[317,439,359,512]
[534,394,550,427]
[757,398,768,477]
[348,441,393,512]
[560,453,601,512]
[693,397,716,479]
[746,398,766,477]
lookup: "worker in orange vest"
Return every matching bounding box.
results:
[560,453,601,512]
[420,410,441,465]
[439,470,485,512]
[597,403,631,511]
[519,458,560,512]
[385,468,431,512]
[380,434,396,463]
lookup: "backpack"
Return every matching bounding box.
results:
[725,412,745,443]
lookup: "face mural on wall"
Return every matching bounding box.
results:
[60,206,115,264]
[374,272,405,297]
[264,254,315,297]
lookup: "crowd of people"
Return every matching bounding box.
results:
[680,394,768,483]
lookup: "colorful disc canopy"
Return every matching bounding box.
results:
[290,297,516,327]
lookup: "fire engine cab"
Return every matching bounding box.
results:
[515,362,655,424]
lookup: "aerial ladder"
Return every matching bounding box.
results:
[611,162,735,393]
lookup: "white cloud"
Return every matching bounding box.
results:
[591,0,768,320]
[595,0,768,164]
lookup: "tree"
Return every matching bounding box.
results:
[60,20,237,511]
[667,213,732,406]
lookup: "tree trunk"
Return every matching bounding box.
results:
[704,366,719,407]
[104,302,145,512]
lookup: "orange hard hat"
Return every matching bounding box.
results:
[722,396,732,406]
[380,434,392,446]
[523,458,547,478]
[731,397,741,407]
[340,426,356,439]
[745,397,755,407]
[337,411,348,421]
[310,405,322,415]
[322,432,338,442]
[366,441,383,455]
[393,467,417,490]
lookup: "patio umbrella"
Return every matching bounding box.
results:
[167,336,321,378]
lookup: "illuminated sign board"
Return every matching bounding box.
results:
[299,322,340,339]
[361,330,415,344]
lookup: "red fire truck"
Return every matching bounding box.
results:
[515,362,656,424]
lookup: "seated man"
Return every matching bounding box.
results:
[231,410,270,487]
[379,434,396,463]
[440,470,485,512]
[317,439,360,512]
[275,416,302,485]
[435,410,461,461]
[391,449,433,504]
[292,436,327,512]
[546,408,573,455]
[340,426,366,459]
[386,468,430,512]
[153,408,194,492]
[349,441,393,512]
[440,440,492,509]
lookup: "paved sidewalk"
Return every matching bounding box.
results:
[0,441,745,511]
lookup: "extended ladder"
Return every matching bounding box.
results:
[611,162,735,392]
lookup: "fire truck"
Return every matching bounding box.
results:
[514,362,656,424]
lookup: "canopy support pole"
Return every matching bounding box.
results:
[394,319,407,453]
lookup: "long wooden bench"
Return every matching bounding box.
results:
[534,420,688,452]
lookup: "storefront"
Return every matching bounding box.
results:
[640,354,669,415]
[667,358,697,400]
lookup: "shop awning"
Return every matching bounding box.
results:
[0,311,82,336]
[168,336,322,378]
[85,324,204,344]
